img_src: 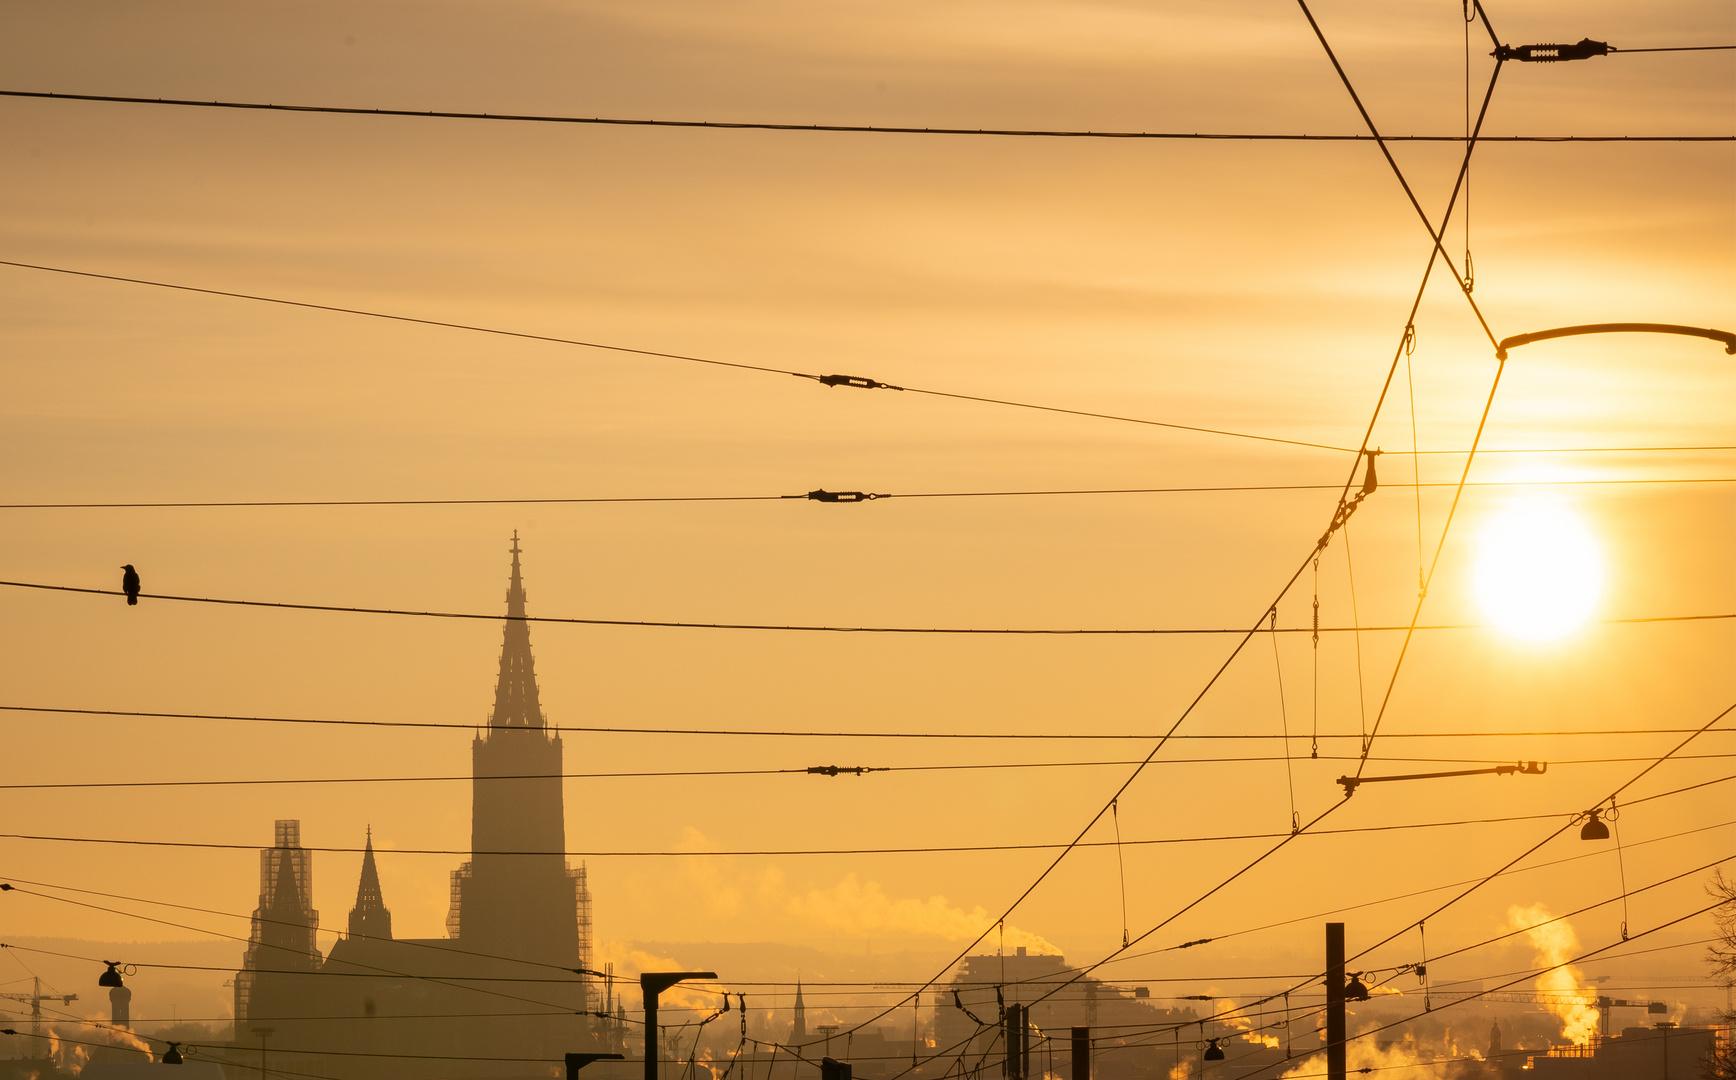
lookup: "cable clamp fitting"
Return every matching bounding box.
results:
[807,765,875,777]
[1177,938,1213,949]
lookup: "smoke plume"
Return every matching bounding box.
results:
[1278,1039,1461,1079]
[1506,904,1599,1045]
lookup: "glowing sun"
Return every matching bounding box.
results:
[1474,500,1603,641]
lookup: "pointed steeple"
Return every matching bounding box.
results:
[490,532,546,729]
[791,977,807,1042]
[267,853,308,920]
[347,827,393,940]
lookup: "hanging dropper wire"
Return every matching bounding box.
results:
[1344,526,1370,756]
[1612,801,1631,940]
[1404,324,1425,597]
[1269,608,1300,832]
[1311,557,1321,759]
[1462,0,1476,294]
[1111,799,1131,948]
[1283,991,1293,1059]
[1419,921,1433,1011]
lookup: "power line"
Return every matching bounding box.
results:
[2,474,1730,510]
[1095,850,1735,1048]
[3,752,1729,792]
[1096,815,1736,966]
[0,259,1352,454]
[22,787,1732,858]
[1198,700,1736,1076]
[1411,445,1734,455]
[1611,44,1736,53]
[866,10,1712,1059]
[4,579,1729,635]
[2,89,1729,142]
[10,704,1732,741]
[1227,896,1734,1079]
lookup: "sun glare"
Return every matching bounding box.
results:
[1474,501,1603,642]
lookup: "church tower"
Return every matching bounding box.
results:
[235,820,321,1023]
[447,536,587,979]
[346,828,393,941]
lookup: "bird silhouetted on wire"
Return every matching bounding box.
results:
[121,564,140,606]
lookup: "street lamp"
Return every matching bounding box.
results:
[251,1026,275,1079]
[641,972,717,1080]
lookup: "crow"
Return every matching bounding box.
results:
[121,564,141,606]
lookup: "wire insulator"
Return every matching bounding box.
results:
[1494,39,1610,62]
[817,374,902,390]
[801,490,883,503]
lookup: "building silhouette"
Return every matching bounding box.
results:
[347,828,392,941]
[231,538,597,1078]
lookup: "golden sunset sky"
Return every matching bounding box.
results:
[2,0,1732,1032]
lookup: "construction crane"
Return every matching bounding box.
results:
[0,976,79,1042]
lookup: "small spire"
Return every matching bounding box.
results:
[490,534,545,729]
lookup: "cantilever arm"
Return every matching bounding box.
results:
[1496,323,1736,360]
[1339,761,1546,796]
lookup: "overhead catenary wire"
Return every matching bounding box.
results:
[1048,842,1736,1051]
[6,14,1722,1076]
[0,259,1352,454]
[1267,607,1299,832]
[3,579,1730,635]
[1,89,1730,141]
[16,750,1734,791]
[1291,0,1512,777]
[12,770,1734,857]
[1225,896,1735,1079]
[8,703,1734,741]
[1095,815,1736,968]
[1608,44,1736,53]
[3,473,1732,510]
[0,27,1722,1080]
[861,10,1714,1063]
[1184,699,1736,1076]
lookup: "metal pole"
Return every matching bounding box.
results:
[1020,1006,1029,1080]
[1070,1027,1089,1080]
[1326,924,1346,1080]
[644,986,659,1080]
[642,972,717,1080]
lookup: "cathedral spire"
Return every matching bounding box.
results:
[347,827,393,940]
[490,532,546,729]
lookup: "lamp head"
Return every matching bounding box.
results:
[1203,1038,1225,1061]
[1345,974,1371,1002]
[162,1042,184,1064]
[1581,810,1610,841]
[98,962,124,988]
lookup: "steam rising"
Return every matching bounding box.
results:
[1278,1040,1462,1079]
[678,830,1059,952]
[1507,903,1599,1045]
[780,871,1059,954]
